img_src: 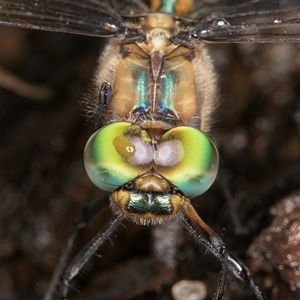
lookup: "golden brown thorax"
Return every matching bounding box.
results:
[95,13,217,132]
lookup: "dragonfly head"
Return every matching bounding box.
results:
[84,121,219,225]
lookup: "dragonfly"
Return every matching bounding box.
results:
[0,0,299,299]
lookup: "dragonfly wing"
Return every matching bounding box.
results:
[0,0,147,37]
[193,0,300,43]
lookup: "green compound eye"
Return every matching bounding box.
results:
[84,122,153,192]
[155,126,219,198]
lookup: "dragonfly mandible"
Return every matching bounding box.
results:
[1,0,299,299]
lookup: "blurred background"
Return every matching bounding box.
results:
[1,19,299,300]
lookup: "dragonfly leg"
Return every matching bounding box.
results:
[95,82,112,130]
[61,214,122,299]
[182,202,265,300]
[43,193,110,300]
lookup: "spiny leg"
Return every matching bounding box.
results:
[50,82,112,298]
[61,214,122,299]
[43,193,110,300]
[94,82,112,130]
[182,203,265,300]
[182,204,228,300]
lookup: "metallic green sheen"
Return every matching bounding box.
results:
[159,71,176,113]
[84,122,149,192]
[133,69,150,111]
[127,193,173,215]
[159,0,177,13]
[156,126,219,198]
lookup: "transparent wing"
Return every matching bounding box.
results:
[0,0,148,37]
[192,0,300,43]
